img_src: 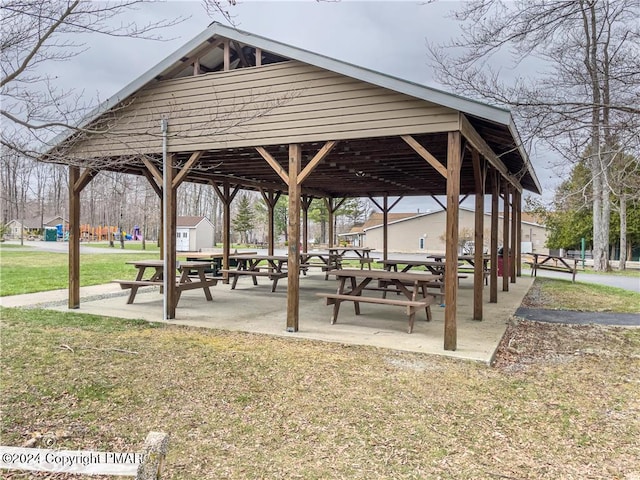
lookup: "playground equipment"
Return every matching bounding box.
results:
[47,224,144,242]
[79,224,141,241]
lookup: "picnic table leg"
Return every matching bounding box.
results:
[421,284,432,321]
[231,273,239,290]
[126,287,139,304]
[408,306,416,334]
[350,276,360,315]
[127,266,147,304]
[197,269,213,301]
[331,277,347,324]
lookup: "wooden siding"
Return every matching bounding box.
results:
[67,61,460,158]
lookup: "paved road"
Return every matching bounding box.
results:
[526,267,640,293]
[515,307,639,326]
[2,239,151,254]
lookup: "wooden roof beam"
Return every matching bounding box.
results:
[156,38,224,80]
[401,135,448,178]
[73,168,99,195]
[459,114,522,192]
[298,140,337,185]
[172,150,204,189]
[232,41,250,67]
[256,146,289,184]
[142,157,163,186]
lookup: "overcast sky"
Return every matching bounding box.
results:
[53,0,559,211]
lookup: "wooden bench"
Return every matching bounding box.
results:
[113,279,162,288]
[317,293,435,333]
[219,269,287,292]
[113,277,220,303]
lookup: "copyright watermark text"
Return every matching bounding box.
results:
[0,445,145,475]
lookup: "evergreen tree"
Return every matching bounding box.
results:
[232,194,255,244]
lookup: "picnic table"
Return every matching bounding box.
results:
[526,253,578,282]
[300,251,342,279]
[220,254,291,292]
[316,269,439,333]
[113,259,219,304]
[328,246,374,268]
[378,258,448,276]
[428,254,490,284]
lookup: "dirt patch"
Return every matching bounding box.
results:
[494,316,640,371]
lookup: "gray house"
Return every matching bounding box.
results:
[363,207,549,254]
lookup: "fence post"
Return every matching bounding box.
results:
[136,432,169,480]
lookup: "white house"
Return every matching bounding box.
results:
[176,216,215,252]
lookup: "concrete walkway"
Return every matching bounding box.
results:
[0,273,533,364]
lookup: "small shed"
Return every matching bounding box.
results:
[176,216,214,252]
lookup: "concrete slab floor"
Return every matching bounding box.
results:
[28,272,533,364]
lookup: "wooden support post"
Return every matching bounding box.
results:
[383,196,389,262]
[369,195,402,262]
[515,189,522,277]
[260,190,280,256]
[324,197,346,247]
[444,131,462,351]
[68,166,81,309]
[502,182,510,292]
[327,198,334,248]
[68,166,99,308]
[490,170,499,303]
[472,149,484,321]
[165,154,177,319]
[142,168,163,256]
[268,196,275,256]
[302,195,313,252]
[222,189,231,277]
[223,39,230,71]
[211,181,239,282]
[287,144,302,332]
[510,188,517,283]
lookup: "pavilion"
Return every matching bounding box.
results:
[46,22,542,351]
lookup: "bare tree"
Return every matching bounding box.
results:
[1,0,191,158]
[1,0,300,244]
[429,0,640,271]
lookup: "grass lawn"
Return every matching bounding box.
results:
[523,277,640,313]
[1,246,639,478]
[1,307,639,479]
[0,249,158,296]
